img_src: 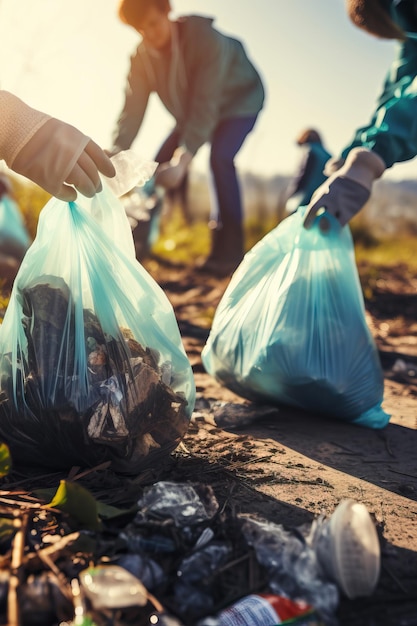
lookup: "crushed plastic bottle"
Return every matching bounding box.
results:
[198,593,322,626]
[240,516,339,625]
[238,499,380,625]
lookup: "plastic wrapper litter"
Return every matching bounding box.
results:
[202,207,389,428]
[0,173,195,473]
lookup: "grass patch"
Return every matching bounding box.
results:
[351,223,417,300]
[354,235,417,271]
[151,205,278,264]
[152,205,210,264]
[245,214,278,251]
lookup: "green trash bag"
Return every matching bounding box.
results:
[202,207,390,428]
[0,181,195,473]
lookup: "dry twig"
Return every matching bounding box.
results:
[8,512,29,626]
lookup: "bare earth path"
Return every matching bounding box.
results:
[0,254,414,625]
[144,256,417,626]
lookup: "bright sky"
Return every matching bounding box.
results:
[0,0,415,180]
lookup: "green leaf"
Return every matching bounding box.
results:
[96,500,137,520]
[36,486,135,522]
[33,487,56,502]
[0,443,11,478]
[44,480,101,531]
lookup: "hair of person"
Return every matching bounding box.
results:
[118,0,171,26]
[345,0,406,39]
[296,129,323,145]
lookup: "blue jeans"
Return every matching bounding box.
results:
[209,115,258,228]
[155,115,258,229]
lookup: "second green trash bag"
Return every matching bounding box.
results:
[202,207,390,428]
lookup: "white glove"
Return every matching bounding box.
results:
[154,147,193,190]
[303,148,386,228]
[0,91,115,201]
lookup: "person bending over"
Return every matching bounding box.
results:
[111,0,265,276]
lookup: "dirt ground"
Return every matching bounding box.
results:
[143,255,417,626]
[0,252,415,626]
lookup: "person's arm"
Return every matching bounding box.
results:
[303,41,417,228]
[154,145,193,189]
[0,91,115,201]
[341,41,417,167]
[111,48,152,154]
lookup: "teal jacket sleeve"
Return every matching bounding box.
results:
[341,39,417,168]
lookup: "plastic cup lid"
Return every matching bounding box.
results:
[327,499,381,599]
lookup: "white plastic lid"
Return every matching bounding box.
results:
[327,499,381,599]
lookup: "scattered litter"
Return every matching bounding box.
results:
[198,593,321,625]
[0,479,379,625]
[211,402,278,430]
[392,358,417,378]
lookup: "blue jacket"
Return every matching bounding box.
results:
[287,141,331,206]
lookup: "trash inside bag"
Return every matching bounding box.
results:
[0,181,195,472]
[202,207,389,428]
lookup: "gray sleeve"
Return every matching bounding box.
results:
[111,48,152,151]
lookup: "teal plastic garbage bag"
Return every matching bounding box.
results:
[0,194,31,259]
[202,207,390,428]
[0,182,195,472]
